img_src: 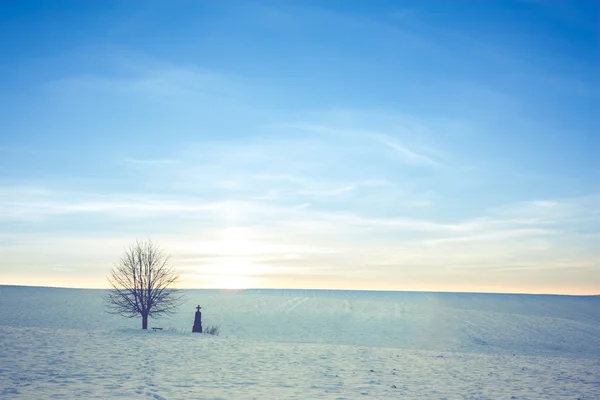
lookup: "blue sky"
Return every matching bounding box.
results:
[0,0,598,294]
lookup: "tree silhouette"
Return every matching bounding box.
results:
[105,239,182,329]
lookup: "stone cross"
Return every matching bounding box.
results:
[192,305,203,333]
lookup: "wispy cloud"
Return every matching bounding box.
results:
[48,62,241,102]
[282,122,441,167]
[123,157,181,169]
[123,157,182,167]
[375,134,439,166]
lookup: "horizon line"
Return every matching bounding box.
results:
[1,283,597,297]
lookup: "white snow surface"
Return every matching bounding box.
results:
[0,286,599,399]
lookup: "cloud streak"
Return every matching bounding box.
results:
[375,134,440,166]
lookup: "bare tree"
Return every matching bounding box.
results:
[105,239,183,329]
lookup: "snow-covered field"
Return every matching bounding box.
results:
[1,286,599,399]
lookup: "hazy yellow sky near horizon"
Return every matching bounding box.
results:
[1,277,597,296]
[2,256,598,296]
[2,199,599,297]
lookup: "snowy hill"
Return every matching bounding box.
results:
[1,286,598,398]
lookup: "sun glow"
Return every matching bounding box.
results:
[181,263,262,289]
[197,257,263,289]
[208,274,259,289]
[181,227,271,289]
[211,227,279,256]
[209,228,267,288]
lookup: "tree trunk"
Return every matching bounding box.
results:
[142,313,148,330]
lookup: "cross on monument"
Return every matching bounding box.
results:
[196,305,201,312]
